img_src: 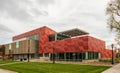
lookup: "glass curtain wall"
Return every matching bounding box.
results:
[88,52,99,59]
[50,52,99,62]
[56,34,70,40]
[49,33,70,41]
[27,34,39,40]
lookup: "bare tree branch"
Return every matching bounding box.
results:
[106,0,120,45]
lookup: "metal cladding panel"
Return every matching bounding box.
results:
[43,36,89,53]
[88,36,116,58]
[87,36,116,58]
[101,49,116,58]
[88,36,105,52]
[12,26,56,54]
[43,35,116,58]
[39,27,56,53]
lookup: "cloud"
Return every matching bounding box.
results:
[0,0,53,22]
[0,35,12,44]
[0,0,116,46]
[36,0,55,5]
[0,24,13,34]
[0,0,32,22]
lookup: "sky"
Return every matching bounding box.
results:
[0,0,117,47]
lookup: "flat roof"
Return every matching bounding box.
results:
[58,28,89,37]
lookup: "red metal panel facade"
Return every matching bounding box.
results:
[87,36,116,58]
[43,36,89,53]
[13,26,116,58]
[43,35,116,58]
[88,36,105,52]
[101,49,116,58]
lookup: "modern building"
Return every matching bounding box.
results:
[4,26,116,61]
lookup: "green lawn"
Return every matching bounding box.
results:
[0,60,17,64]
[0,62,110,73]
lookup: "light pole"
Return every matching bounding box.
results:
[52,34,57,64]
[53,47,55,64]
[28,39,30,62]
[12,50,14,61]
[111,44,114,65]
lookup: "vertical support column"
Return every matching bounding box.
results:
[73,53,76,61]
[43,53,45,57]
[55,33,57,41]
[27,39,30,62]
[53,47,55,64]
[85,52,88,60]
[98,53,101,59]
[49,53,51,59]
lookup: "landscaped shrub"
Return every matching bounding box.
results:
[99,58,120,63]
[115,58,120,63]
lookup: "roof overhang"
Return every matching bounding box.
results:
[58,28,89,37]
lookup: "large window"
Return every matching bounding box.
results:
[50,52,99,62]
[27,34,39,40]
[16,41,19,48]
[49,33,70,41]
[9,44,11,50]
[88,52,99,59]
[59,53,64,60]
[94,52,99,59]
[56,34,70,40]
[82,52,86,60]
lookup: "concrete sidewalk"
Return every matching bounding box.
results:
[102,63,120,73]
[0,69,17,73]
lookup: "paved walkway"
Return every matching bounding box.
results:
[102,63,120,73]
[0,69,17,73]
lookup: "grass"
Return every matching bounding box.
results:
[0,62,110,73]
[0,60,18,64]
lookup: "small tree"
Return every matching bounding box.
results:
[106,0,120,32]
[0,45,5,60]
